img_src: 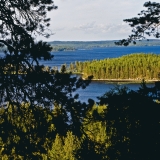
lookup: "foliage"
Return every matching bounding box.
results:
[115,1,160,45]
[68,53,160,80]
[0,1,93,158]
[0,0,57,40]
[48,104,108,160]
[2,1,160,160]
[0,0,91,108]
[0,0,57,106]
[0,104,109,159]
[83,105,107,144]
[0,103,56,159]
[98,84,160,159]
[75,105,108,160]
[48,132,80,160]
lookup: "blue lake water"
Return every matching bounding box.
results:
[40,46,159,102]
[1,46,159,102]
[74,81,155,103]
[41,46,160,68]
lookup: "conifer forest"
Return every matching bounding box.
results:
[1,1,160,160]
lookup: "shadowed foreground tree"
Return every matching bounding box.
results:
[0,0,93,158]
[0,0,92,127]
[98,84,160,160]
[109,2,160,158]
[0,104,56,159]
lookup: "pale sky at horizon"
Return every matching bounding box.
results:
[38,0,151,41]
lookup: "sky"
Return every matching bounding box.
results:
[38,0,149,41]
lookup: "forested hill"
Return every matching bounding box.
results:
[48,39,160,51]
[68,53,160,80]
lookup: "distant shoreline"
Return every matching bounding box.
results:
[49,39,160,50]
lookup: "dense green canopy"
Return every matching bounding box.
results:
[69,53,160,80]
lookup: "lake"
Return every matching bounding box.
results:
[41,46,160,68]
[40,46,160,102]
[1,46,159,102]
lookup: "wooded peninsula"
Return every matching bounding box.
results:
[66,53,160,81]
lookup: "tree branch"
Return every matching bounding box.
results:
[0,40,16,52]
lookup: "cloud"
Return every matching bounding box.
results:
[53,27,66,32]
[103,23,131,34]
[45,0,148,41]
[73,22,96,31]
[73,22,131,35]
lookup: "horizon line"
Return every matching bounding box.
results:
[47,39,160,42]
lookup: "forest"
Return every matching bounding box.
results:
[68,53,160,80]
[1,0,160,160]
[1,84,160,160]
[0,103,108,159]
